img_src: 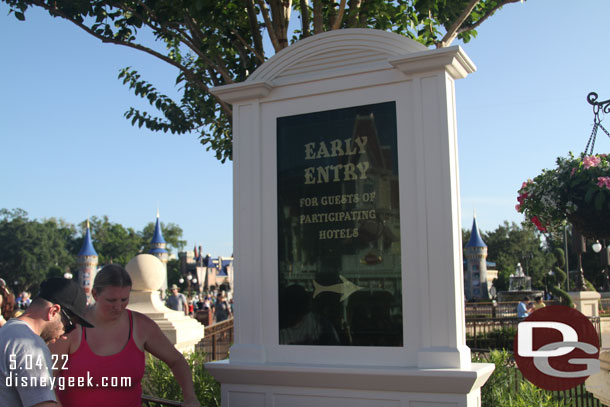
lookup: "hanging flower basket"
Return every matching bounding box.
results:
[567,198,610,239]
[516,153,610,239]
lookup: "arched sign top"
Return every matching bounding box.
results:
[247,28,428,83]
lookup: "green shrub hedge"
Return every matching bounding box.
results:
[142,351,221,407]
[474,350,569,407]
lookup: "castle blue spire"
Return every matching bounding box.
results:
[150,211,168,256]
[466,214,486,248]
[78,219,97,257]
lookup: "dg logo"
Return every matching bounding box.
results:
[514,305,600,391]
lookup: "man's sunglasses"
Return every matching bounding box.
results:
[60,308,76,334]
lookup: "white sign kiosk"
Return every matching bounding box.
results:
[206,29,493,407]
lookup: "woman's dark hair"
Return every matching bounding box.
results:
[0,286,15,320]
[93,264,132,294]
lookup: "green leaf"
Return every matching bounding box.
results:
[585,188,595,203]
[595,191,605,210]
[14,11,25,21]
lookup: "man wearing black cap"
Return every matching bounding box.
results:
[0,278,93,407]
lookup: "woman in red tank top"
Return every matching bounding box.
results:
[50,265,200,407]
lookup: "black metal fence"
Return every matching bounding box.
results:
[141,395,183,407]
[473,349,603,407]
[195,317,234,362]
[465,300,561,319]
[467,316,602,350]
[469,316,603,407]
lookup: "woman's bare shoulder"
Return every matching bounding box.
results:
[131,310,162,335]
[130,310,163,351]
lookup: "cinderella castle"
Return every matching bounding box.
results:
[74,213,233,301]
[75,213,170,301]
[463,214,498,300]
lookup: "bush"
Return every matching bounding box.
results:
[142,350,221,407]
[474,350,569,407]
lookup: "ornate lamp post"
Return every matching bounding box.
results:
[186,273,193,295]
[546,270,554,295]
[572,230,588,291]
[592,239,610,291]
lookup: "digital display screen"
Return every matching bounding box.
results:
[277,102,403,346]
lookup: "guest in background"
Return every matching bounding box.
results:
[165,284,188,316]
[0,278,15,327]
[214,293,231,323]
[517,296,532,319]
[532,295,546,310]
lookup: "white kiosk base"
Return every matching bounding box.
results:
[207,361,494,407]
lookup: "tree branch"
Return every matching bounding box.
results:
[437,0,480,48]
[331,0,347,30]
[312,0,323,34]
[230,28,265,64]
[124,2,222,79]
[178,11,235,84]
[358,0,371,27]
[230,38,254,75]
[244,0,265,57]
[346,0,362,27]
[268,0,291,48]
[255,0,282,52]
[127,2,235,85]
[299,0,311,37]
[456,0,524,35]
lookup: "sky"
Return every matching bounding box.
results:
[1,0,610,258]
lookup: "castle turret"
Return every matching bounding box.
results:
[149,211,169,294]
[464,214,490,300]
[77,219,98,302]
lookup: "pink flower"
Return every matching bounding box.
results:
[517,191,529,204]
[597,176,610,189]
[583,155,602,169]
[570,167,577,177]
[531,216,547,232]
[515,203,521,212]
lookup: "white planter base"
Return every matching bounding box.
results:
[586,350,610,407]
[569,291,601,317]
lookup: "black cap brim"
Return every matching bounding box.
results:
[37,278,95,328]
[64,308,94,328]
